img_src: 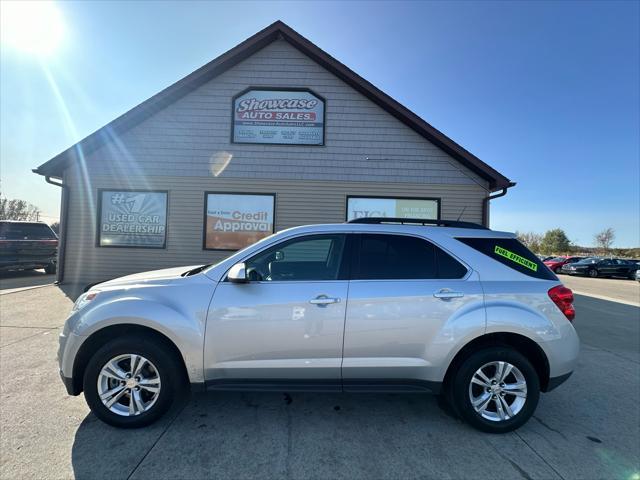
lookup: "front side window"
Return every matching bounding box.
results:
[354,234,466,280]
[245,234,346,282]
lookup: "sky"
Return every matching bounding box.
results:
[1,0,639,247]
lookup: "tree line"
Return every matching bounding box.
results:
[517,227,639,258]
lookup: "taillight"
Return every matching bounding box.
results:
[548,285,575,322]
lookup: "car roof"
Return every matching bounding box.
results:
[276,223,517,239]
[0,220,50,224]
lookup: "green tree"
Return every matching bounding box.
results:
[540,228,572,254]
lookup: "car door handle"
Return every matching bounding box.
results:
[433,289,464,300]
[309,295,341,306]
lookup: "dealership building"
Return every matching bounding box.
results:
[34,21,514,289]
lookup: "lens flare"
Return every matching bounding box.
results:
[1,1,65,57]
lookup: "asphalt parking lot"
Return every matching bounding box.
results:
[1,279,639,479]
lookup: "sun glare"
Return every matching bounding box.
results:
[1,1,65,57]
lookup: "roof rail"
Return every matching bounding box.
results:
[347,217,489,230]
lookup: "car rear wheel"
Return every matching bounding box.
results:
[450,347,540,433]
[83,335,183,428]
[44,263,56,274]
[589,269,599,278]
[554,267,562,274]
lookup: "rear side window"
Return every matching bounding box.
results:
[355,234,467,280]
[0,222,57,240]
[457,237,556,280]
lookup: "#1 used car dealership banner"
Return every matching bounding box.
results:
[347,197,439,221]
[232,89,325,145]
[98,190,168,248]
[205,193,275,250]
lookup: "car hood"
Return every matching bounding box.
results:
[94,265,202,288]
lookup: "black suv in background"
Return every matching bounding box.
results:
[0,221,58,274]
[562,257,640,279]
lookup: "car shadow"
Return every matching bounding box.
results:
[70,391,467,479]
[0,269,55,291]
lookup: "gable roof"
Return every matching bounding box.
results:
[33,20,514,191]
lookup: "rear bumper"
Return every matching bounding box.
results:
[544,371,573,392]
[0,258,56,271]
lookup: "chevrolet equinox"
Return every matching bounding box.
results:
[58,218,579,433]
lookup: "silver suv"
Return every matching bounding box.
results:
[58,218,579,433]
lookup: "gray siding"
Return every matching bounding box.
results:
[84,39,488,188]
[60,37,492,286]
[63,173,486,286]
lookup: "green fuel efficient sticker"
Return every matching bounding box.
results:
[494,245,538,272]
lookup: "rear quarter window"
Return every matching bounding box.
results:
[457,237,557,280]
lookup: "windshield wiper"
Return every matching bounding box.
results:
[182,264,214,277]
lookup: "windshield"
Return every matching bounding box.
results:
[0,222,57,240]
[548,257,566,262]
[200,231,281,275]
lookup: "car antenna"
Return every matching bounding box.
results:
[456,206,467,221]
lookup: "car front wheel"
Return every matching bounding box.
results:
[83,335,183,428]
[589,269,599,278]
[450,347,540,433]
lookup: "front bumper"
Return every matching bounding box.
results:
[59,369,80,395]
[57,328,85,396]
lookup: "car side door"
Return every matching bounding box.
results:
[204,233,350,390]
[597,259,614,275]
[342,233,485,392]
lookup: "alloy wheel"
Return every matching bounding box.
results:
[97,354,161,416]
[468,361,527,422]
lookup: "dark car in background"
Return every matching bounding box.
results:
[0,221,58,274]
[544,256,584,274]
[562,257,639,279]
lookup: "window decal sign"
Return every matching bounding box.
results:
[232,89,324,145]
[204,193,275,250]
[347,196,439,221]
[98,190,167,248]
[494,245,538,271]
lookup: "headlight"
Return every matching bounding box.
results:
[72,291,99,312]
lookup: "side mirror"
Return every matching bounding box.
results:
[227,262,248,283]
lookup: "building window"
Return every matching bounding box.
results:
[346,196,440,221]
[203,193,275,250]
[97,190,168,248]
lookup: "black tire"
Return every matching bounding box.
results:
[83,335,183,428]
[554,267,562,274]
[450,347,540,433]
[44,263,56,274]
[588,268,598,278]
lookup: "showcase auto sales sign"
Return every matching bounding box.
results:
[232,89,325,145]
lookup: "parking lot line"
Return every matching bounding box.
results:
[570,290,640,307]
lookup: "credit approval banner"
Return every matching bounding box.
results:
[232,89,324,145]
[205,193,275,250]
